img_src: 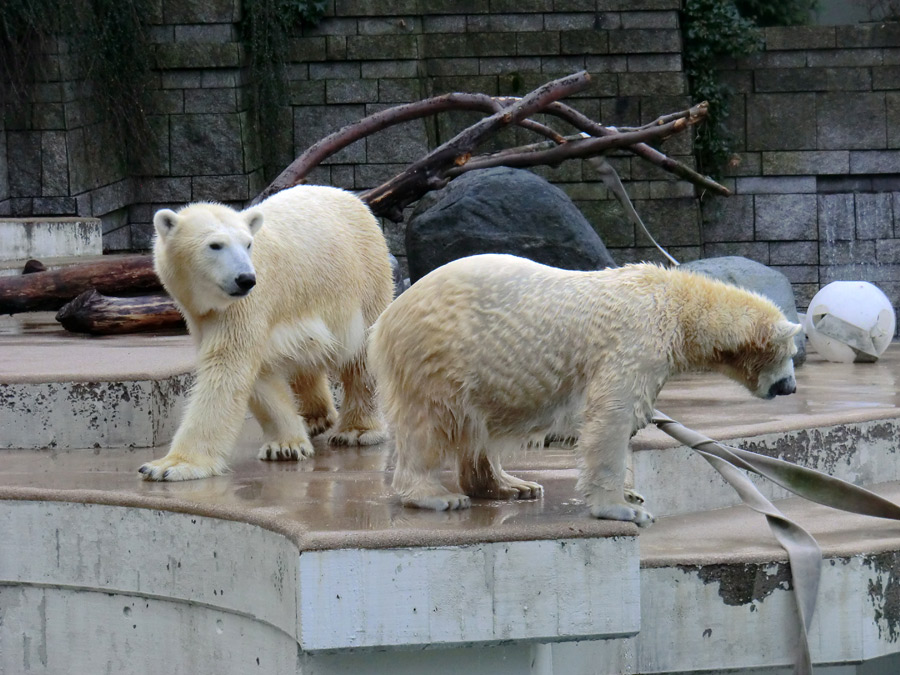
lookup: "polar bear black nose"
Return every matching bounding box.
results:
[768,377,796,398]
[235,273,256,291]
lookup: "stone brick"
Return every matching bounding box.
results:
[467,13,544,32]
[309,62,360,80]
[31,196,77,215]
[817,176,873,193]
[423,16,466,33]
[761,151,849,176]
[576,199,635,248]
[347,34,418,60]
[700,194,754,242]
[174,23,235,42]
[824,67,872,91]
[754,68,827,93]
[561,30,609,55]
[7,132,41,198]
[770,240,818,265]
[887,94,900,149]
[818,194,855,241]
[160,70,202,89]
[632,197,700,246]
[353,163,409,189]
[702,241,770,264]
[184,88,237,113]
[294,105,366,164]
[836,23,900,48]
[361,60,420,79]
[820,240,875,265]
[723,152,762,177]
[357,16,422,35]
[479,56,542,76]
[517,31,560,55]
[746,94,816,151]
[336,0,419,15]
[877,239,900,263]
[421,33,515,58]
[289,80,326,105]
[136,177,191,202]
[736,177,815,194]
[755,194,817,240]
[489,0,553,11]
[163,0,238,23]
[620,10,678,29]
[423,58,480,77]
[817,93,886,150]
[764,26,835,50]
[873,66,900,90]
[821,263,900,283]
[739,51,807,69]
[365,117,428,163]
[543,13,598,31]
[855,192,893,239]
[192,175,249,201]
[154,43,244,70]
[40,132,68,197]
[170,113,244,175]
[378,78,423,103]
[618,72,686,96]
[806,49,883,68]
[626,54,681,72]
[771,264,818,283]
[608,29,681,54]
[326,79,378,104]
[850,151,900,174]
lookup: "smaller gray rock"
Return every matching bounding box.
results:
[681,256,806,366]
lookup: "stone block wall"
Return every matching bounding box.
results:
[706,22,900,311]
[3,2,900,325]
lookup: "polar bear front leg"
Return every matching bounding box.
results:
[139,357,257,481]
[329,356,387,446]
[576,405,654,527]
[250,371,315,461]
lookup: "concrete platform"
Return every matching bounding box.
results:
[2,319,900,674]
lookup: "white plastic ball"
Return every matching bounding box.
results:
[804,281,896,363]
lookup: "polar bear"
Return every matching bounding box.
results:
[369,254,801,525]
[139,185,393,481]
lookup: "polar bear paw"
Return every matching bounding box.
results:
[257,439,314,461]
[589,502,655,527]
[403,493,472,511]
[305,412,337,437]
[624,488,645,505]
[327,427,387,446]
[139,455,228,482]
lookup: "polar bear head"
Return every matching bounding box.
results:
[153,202,264,313]
[715,319,802,400]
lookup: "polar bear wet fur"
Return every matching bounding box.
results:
[140,185,393,481]
[369,254,801,524]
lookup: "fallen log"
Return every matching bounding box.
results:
[0,255,160,314]
[55,289,184,334]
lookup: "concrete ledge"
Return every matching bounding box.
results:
[0,218,102,263]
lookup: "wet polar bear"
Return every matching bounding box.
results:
[140,185,392,481]
[369,254,800,524]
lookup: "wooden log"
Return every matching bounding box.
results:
[55,290,185,335]
[0,255,160,314]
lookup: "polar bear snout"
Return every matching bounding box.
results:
[232,272,257,295]
[767,375,796,398]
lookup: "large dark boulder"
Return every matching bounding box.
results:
[682,256,806,366]
[406,167,616,283]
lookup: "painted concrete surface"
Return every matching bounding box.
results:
[0,218,102,263]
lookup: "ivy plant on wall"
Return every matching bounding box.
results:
[681,0,816,178]
[241,0,326,181]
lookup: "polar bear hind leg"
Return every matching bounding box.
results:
[458,452,543,500]
[328,356,387,446]
[292,370,337,436]
[249,370,314,461]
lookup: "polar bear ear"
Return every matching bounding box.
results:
[244,208,264,236]
[153,209,180,242]
[773,320,803,341]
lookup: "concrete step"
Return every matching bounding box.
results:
[0,312,193,450]
[0,217,102,265]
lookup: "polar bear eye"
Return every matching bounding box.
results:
[246,242,252,250]
[209,242,223,250]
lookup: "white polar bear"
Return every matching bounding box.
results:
[140,185,393,481]
[369,254,801,525]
